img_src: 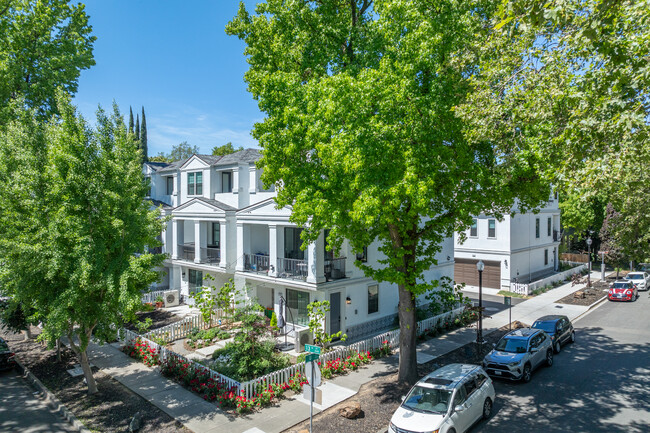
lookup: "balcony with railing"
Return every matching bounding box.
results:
[276,257,308,280]
[203,246,220,264]
[244,253,270,274]
[324,257,347,281]
[180,243,195,261]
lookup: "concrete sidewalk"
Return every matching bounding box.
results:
[87,271,604,433]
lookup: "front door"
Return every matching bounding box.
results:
[329,292,341,336]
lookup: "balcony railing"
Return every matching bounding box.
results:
[277,257,308,280]
[244,253,270,273]
[203,246,220,264]
[324,257,347,281]
[180,244,195,261]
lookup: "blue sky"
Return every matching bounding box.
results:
[74,1,261,157]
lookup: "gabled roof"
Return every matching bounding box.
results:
[148,198,172,210]
[173,197,237,214]
[154,149,262,173]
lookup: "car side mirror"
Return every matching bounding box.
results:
[492,343,496,348]
[401,396,405,402]
[454,404,465,413]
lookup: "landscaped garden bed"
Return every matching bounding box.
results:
[0,326,188,433]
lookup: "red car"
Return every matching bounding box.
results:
[608,280,638,302]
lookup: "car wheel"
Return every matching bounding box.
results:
[482,398,493,420]
[555,341,561,353]
[570,331,576,343]
[448,429,456,433]
[546,350,554,367]
[522,364,532,382]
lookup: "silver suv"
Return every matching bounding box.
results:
[482,328,554,382]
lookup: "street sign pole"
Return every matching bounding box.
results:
[310,360,314,433]
[504,296,512,331]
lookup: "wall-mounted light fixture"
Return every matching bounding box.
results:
[504,259,508,268]
[346,296,352,305]
[447,256,451,261]
[182,272,186,278]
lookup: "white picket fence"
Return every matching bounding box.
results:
[118,327,241,391]
[144,310,227,343]
[237,306,466,399]
[119,305,468,400]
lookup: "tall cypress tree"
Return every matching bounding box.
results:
[140,107,148,163]
[135,114,140,142]
[128,106,134,134]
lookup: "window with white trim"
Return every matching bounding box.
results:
[368,284,379,314]
[470,218,478,237]
[488,219,496,238]
[187,172,203,195]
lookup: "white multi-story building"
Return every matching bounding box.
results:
[453,195,561,290]
[144,149,454,340]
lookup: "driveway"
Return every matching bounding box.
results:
[0,369,76,433]
[471,291,650,433]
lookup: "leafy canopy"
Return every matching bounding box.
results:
[0,0,95,123]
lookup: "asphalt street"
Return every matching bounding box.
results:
[0,369,77,433]
[470,290,650,433]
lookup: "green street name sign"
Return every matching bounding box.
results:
[305,344,321,354]
[305,353,319,363]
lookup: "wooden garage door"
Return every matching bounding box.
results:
[454,259,501,289]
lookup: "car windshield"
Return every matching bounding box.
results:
[532,321,556,333]
[627,274,642,280]
[495,337,528,353]
[402,385,453,414]
[613,282,631,289]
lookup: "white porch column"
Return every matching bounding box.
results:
[219,221,227,268]
[268,224,278,277]
[236,222,245,271]
[249,165,256,194]
[194,220,207,263]
[172,219,182,260]
[307,231,326,283]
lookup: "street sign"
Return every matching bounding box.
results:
[503,296,511,306]
[305,353,319,363]
[305,360,322,387]
[304,344,321,354]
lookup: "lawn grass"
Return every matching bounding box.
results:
[497,290,530,299]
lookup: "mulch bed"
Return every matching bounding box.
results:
[123,309,184,332]
[283,322,527,433]
[556,274,618,306]
[0,326,189,433]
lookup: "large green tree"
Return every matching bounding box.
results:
[0,0,95,123]
[169,141,199,161]
[0,97,164,394]
[228,0,550,384]
[458,0,649,259]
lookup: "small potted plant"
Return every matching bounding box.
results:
[155,295,164,308]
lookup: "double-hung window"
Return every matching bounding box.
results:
[356,246,368,263]
[488,219,496,238]
[187,172,202,196]
[470,218,478,237]
[535,218,540,238]
[544,249,548,265]
[547,217,551,237]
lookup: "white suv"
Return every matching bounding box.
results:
[625,272,650,291]
[388,364,495,433]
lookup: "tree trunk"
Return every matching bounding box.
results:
[68,330,98,395]
[25,326,33,339]
[397,284,419,385]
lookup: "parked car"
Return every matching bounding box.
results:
[388,364,495,433]
[625,272,650,291]
[608,280,638,301]
[482,328,553,382]
[531,315,575,353]
[0,337,17,371]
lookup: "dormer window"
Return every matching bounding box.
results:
[187,172,202,196]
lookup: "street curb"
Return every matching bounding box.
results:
[13,357,92,433]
